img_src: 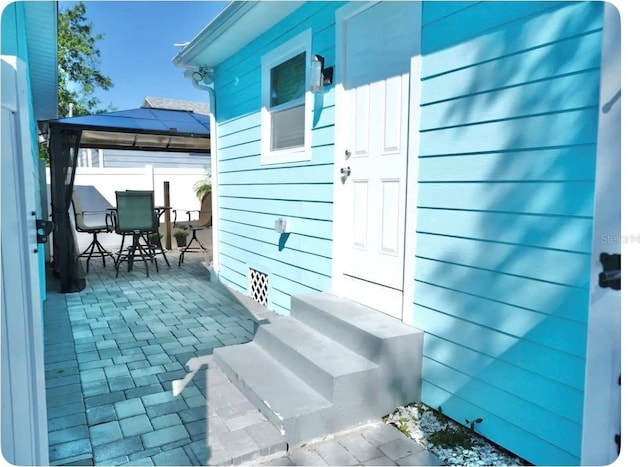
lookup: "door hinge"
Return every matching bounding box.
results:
[599,253,620,290]
[35,219,53,244]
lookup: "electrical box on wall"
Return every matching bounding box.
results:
[274,218,291,234]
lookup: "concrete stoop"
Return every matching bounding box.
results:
[214,292,424,447]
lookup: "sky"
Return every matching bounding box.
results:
[62,1,229,111]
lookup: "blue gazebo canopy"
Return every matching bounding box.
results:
[47,107,210,153]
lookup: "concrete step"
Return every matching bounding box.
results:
[291,292,423,362]
[213,341,334,445]
[291,292,424,408]
[254,317,378,401]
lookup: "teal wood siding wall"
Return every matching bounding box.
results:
[414,2,603,465]
[213,2,345,314]
[1,1,48,302]
[1,3,28,58]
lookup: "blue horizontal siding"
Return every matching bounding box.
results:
[413,304,585,391]
[421,356,582,455]
[220,242,331,293]
[420,380,580,466]
[218,140,261,161]
[219,145,335,171]
[218,219,332,258]
[416,233,590,288]
[419,107,599,156]
[219,163,333,185]
[414,258,589,324]
[416,207,593,252]
[421,68,601,130]
[421,31,603,105]
[219,197,332,220]
[416,2,603,464]
[218,183,333,203]
[218,208,333,238]
[418,181,595,216]
[218,123,261,150]
[219,230,331,273]
[421,2,601,76]
[417,146,596,182]
[413,278,588,357]
[421,332,584,423]
[212,2,343,316]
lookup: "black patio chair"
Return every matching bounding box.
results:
[112,190,158,277]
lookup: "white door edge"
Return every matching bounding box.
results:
[580,4,621,464]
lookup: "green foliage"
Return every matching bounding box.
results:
[433,406,448,424]
[39,144,50,164]
[429,426,475,450]
[193,170,212,201]
[465,417,483,432]
[172,229,188,239]
[57,2,113,117]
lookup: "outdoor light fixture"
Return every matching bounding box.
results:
[192,67,213,85]
[310,55,333,93]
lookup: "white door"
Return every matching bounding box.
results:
[581,4,621,465]
[334,2,421,318]
[1,56,49,465]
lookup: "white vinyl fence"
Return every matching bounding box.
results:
[45,165,209,252]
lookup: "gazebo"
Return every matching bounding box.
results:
[46,107,210,292]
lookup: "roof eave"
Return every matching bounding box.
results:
[172,0,306,69]
[24,1,58,121]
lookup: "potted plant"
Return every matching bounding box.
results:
[173,229,189,247]
[148,232,163,249]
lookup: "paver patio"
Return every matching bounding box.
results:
[43,250,265,465]
[43,246,442,466]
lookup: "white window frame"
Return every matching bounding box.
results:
[261,29,313,165]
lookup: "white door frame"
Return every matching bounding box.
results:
[580,4,621,464]
[331,1,421,323]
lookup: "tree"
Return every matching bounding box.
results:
[57,2,113,117]
[41,2,113,162]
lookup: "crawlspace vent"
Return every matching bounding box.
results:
[249,268,268,306]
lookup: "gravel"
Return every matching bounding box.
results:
[384,403,527,466]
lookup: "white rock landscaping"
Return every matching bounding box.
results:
[384,403,528,466]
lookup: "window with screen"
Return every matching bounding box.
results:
[261,30,312,164]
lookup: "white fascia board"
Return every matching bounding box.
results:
[173,0,305,69]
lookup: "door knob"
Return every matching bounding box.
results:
[345,149,352,158]
[340,166,351,177]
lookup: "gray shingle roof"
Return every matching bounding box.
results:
[142,96,210,115]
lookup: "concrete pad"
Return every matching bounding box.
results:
[379,437,426,462]
[396,450,445,466]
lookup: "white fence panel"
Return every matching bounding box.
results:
[45,166,210,252]
[46,165,207,216]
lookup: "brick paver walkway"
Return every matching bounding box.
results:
[43,249,443,466]
[44,251,260,465]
